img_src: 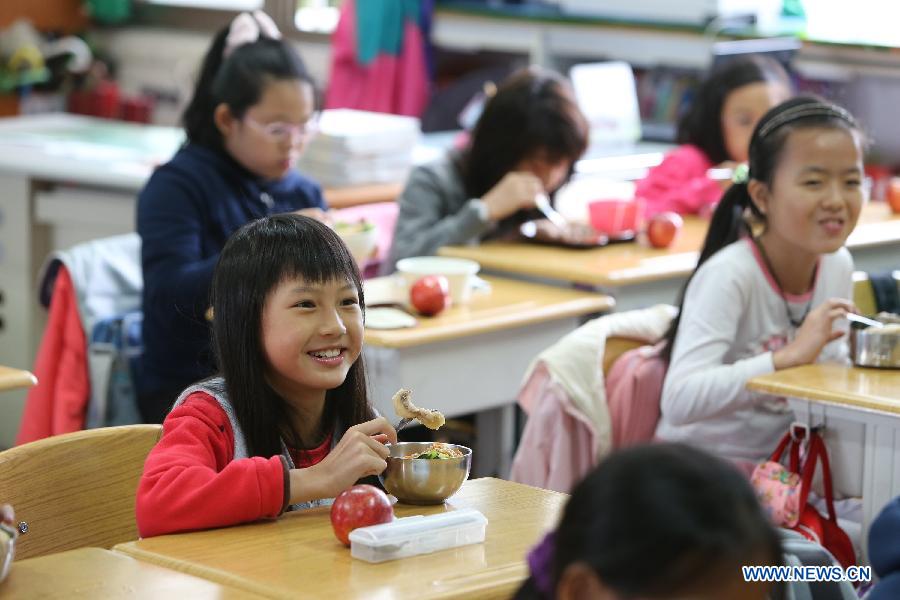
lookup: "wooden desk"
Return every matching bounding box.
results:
[324,181,402,209]
[747,364,900,560]
[114,478,565,600]
[364,276,612,476]
[1,547,260,599]
[439,203,900,311]
[0,366,37,393]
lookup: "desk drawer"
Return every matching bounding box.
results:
[34,186,135,251]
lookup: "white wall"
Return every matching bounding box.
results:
[95,27,332,126]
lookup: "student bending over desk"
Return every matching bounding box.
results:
[385,66,588,272]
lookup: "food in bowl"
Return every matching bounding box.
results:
[403,442,464,460]
[519,219,609,248]
[852,320,900,368]
[379,442,472,505]
[334,220,375,235]
[334,219,378,267]
[392,388,445,430]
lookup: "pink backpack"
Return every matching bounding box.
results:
[604,342,667,448]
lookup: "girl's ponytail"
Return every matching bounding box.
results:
[660,181,755,362]
[182,27,230,148]
[181,13,313,151]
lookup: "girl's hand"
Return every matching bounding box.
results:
[482,172,544,221]
[773,298,855,370]
[294,207,331,224]
[0,504,13,526]
[288,417,397,504]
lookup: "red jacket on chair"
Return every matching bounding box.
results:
[16,267,89,444]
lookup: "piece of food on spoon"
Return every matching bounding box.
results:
[391,388,445,430]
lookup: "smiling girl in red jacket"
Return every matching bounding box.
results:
[135,214,397,537]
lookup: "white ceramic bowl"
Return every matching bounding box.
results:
[335,222,379,268]
[395,256,480,305]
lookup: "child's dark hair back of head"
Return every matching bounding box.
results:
[662,95,862,362]
[183,18,315,151]
[210,214,373,458]
[678,55,791,164]
[517,443,783,600]
[461,66,589,199]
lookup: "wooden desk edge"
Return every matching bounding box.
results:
[366,296,614,348]
[324,182,402,209]
[113,544,274,598]
[746,378,900,417]
[437,246,697,287]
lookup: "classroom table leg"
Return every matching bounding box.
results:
[0,173,38,447]
[473,405,516,479]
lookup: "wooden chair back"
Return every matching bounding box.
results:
[853,270,900,316]
[602,337,644,376]
[0,424,161,559]
[0,366,37,392]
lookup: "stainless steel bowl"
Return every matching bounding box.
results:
[379,442,472,505]
[852,325,900,368]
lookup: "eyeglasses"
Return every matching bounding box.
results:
[244,113,320,143]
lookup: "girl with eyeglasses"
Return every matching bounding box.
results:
[137,11,327,423]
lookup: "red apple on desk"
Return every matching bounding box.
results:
[409,275,450,316]
[330,484,394,546]
[646,212,684,249]
[887,177,900,214]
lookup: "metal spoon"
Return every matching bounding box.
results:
[846,313,885,328]
[395,417,413,432]
[534,193,568,230]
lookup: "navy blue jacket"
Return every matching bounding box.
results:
[869,496,900,599]
[137,144,325,397]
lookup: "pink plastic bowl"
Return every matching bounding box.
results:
[588,199,643,237]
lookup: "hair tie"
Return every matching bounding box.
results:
[527,532,556,597]
[223,11,282,59]
[731,163,749,185]
[757,103,856,140]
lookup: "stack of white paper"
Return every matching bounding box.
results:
[298,109,421,187]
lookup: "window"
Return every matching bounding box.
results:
[295,0,340,33]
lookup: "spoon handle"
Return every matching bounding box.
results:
[534,193,568,230]
[847,312,884,328]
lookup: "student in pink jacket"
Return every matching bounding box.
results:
[637,56,792,218]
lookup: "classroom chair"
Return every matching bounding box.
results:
[0,366,37,393]
[18,233,143,444]
[511,305,674,492]
[602,337,644,375]
[853,270,900,316]
[0,424,161,559]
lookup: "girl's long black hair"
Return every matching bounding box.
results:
[678,54,791,164]
[662,95,862,362]
[515,443,784,599]
[182,19,315,151]
[456,67,589,234]
[210,214,374,458]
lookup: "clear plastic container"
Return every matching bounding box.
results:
[349,508,488,563]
